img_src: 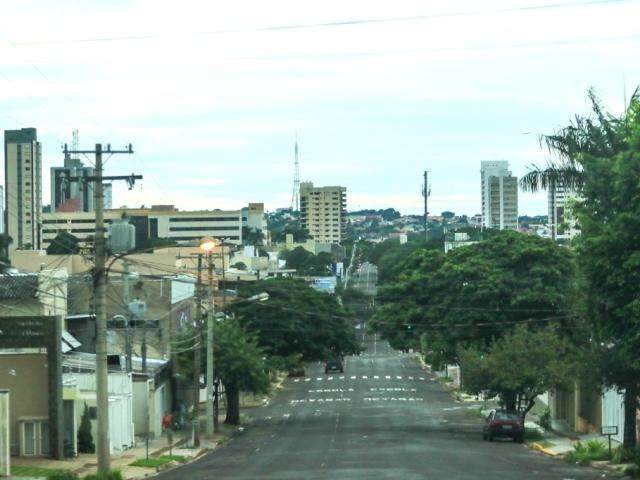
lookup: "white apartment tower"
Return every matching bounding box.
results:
[481,160,518,230]
[299,182,347,244]
[4,128,42,249]
[548,182,580,242]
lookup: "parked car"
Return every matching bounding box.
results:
[482,409,524,442]
[324,357,344,374]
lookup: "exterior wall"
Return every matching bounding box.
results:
[299,182,347,244]
[548,183,581,242]
[0,353,49,455]
[602,389,625,443]
[42,211,120,248]
[0,185,4,235]
[4,128,42,250]
[481,161,518,231]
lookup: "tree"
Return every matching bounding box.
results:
[280,247,332,276]
[213,321,269,425]
[371,231,575,361]
[521,88,640,448]
[242,227,265,246]
[459,325,576,417]
[231,262,247,270]
[77,403,95,453]
[441,211,455,219]
[0,234,12,264]
[46,231,80,255]
[230,278,360,370]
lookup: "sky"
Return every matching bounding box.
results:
[1,0,639,216]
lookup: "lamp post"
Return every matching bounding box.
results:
[199,236,219,436]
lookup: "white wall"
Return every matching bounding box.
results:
[602,389,625,444]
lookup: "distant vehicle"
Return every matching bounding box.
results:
[482,409,524,443]
[324,357,344,374]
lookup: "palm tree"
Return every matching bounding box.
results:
[519,88,638,193]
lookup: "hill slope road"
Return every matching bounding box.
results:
[159,336,604,480]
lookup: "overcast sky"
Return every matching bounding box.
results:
[1,0,638,215]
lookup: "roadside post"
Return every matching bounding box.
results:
[601,425,618,459]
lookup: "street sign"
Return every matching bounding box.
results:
[601,425,618,459]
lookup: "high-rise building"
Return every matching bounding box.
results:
[50,145,97,213]
[548,182,580,242]
[103,183,113,210]
[0,185,4,235]
[299,182,347,244]
[4,128,42,249]
[480,160,518,230]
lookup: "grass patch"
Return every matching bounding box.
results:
[565,440,609,465]
[11,466,70,477]
[129,455,187,468]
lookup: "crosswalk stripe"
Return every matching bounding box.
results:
[351,376,357,379]
[294,379,300,383]
[374,375,379,379]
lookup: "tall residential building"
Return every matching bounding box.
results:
[548,182,580,242]
[103,183,113,210]
[0,185,4,234]
[299,182,347,244]
[50,144,96,212]
[480,160,518,230]
[4,128,42,249]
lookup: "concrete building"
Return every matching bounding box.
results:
[103,183,113,210]
[4,128,42,250]
[299,182,347,244]
[0,185,4,234]
[41,204,252,248]
[548,182,580,242]
[444,232,478,253]
[481,161,518,230]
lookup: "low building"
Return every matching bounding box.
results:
[0,270,68,318]
[444,232,478,253]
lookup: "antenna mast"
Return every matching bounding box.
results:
[422,170,431,241]
[291,134,300,211]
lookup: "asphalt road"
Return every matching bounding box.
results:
[159,334,609,480]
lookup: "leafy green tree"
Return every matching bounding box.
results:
[280,247,332,275]
[522,88,640,448]
[77,403,95,453]
[213,320,269,425]
[46,231,80,255]
[0,233,12,264]
[271,222,311,243]
[459,325,576,416]
[242,227,265,246]
[230,279,360,369]
[371,231,575,360]
[231,261,247,270]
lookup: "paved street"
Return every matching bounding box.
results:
[159,334,606,480]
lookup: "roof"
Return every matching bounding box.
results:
[0,274,38,299]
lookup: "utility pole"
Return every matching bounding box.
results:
[206,254,217,435]
[192,254,203,447]
[422,170,430,241]
[123,260,133,373]
[63,143,138,475]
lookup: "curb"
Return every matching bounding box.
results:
[531,442,560,457]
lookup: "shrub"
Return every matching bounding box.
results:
[47,473,79,480]
[565,440,609,465]
[539,406,552,431]
[83,470,123,480]
[77,403,95,454]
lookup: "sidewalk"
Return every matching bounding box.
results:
[10,429,213,479]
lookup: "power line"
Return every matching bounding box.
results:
[2,0,632,48]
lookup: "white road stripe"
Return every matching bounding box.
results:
[351,376,357,379]
[294,379,300,383]
[396,376,402,380]
[408,376,414,380]
[305,378,311,382]
[362,375,368,379]
[385,375,391,380]
[374,375,379,379]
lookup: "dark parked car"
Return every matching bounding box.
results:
[324,357,344,374]
[482,409,524,442]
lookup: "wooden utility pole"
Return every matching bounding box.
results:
[63,143,138,474]
[206,254,216,436]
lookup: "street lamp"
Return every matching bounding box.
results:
[200,236,220,436]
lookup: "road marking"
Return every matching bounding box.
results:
[420,377,426,381]
[374,375,379,379]
[362,375,368,379]
[351,376,357,379]
[339,376,345,380]
[327,376,334,381]
[293,379,300,383]
[283,413,291,418]
[305,378,310,382]
[385,375,391,380]
[316,377,323,381]
[396,376,402,380]
[408,376,414,380]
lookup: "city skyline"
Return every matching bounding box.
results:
[1,1,639,216]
